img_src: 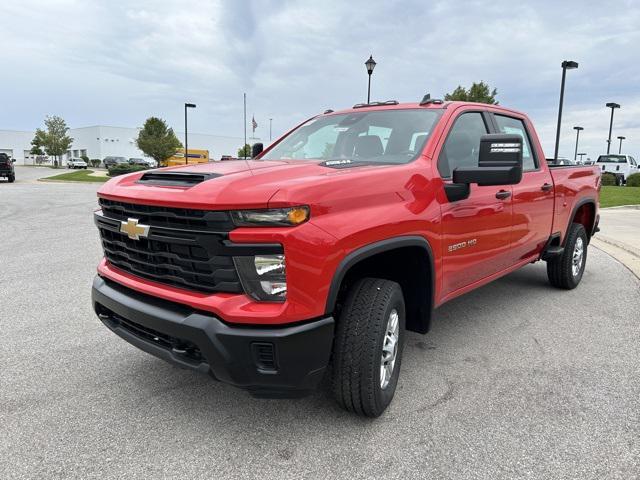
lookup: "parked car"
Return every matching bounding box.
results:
[595,154,639,185]
[67,158,88,169]
[0,153,16,183]
[129,157,156,168]
[92,100,600,417]
[103,156,129,168]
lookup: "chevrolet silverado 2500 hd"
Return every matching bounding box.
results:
[92,100,600,417]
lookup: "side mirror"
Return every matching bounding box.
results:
[12,159,16,163]
[251,143,264,158]
[452,134,523,186]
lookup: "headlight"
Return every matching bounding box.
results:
[231,206,309,227]
[233,254,286,302]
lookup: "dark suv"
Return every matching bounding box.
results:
[103,156,128,168]
[0,153,16,183]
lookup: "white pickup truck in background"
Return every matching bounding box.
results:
[596,154,639,185]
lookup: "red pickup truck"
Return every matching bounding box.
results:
[92,100,600,417]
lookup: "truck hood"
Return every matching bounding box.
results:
[97,159,389,210]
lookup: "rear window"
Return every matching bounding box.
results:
[597,155,627,163]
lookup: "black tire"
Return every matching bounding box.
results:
[332,278,406,417]
[547,223,587,289]
[8,175,15,183]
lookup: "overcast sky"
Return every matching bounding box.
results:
[1,0,639,159]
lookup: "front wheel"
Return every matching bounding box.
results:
[331,278,406,417]
[547,223,587,289]
[8,175,15,183]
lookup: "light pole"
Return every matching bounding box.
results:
[573,126,583,161]
[184,103,196,165]
[269,118,273,142]
[365,55,376,104]
[605,102,620,154]
[553,60,579,161]
[617,135,625,154]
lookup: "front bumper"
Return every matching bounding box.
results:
[92,276,334,397]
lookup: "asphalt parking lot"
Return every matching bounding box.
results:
[1,166,639,479]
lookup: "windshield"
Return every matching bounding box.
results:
[262,109,442,165]
[597,155,626,163]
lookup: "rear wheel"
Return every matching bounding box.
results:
[8,175,15,183]
[547,223,587,289]
[331,278,406,417]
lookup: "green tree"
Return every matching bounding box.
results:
[136,117,182,166]
[237,144,251,158]
[444,81,498,104]
[31,116,74,167]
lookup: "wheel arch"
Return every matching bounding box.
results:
[565,197,597,244]
[325,236,435,334]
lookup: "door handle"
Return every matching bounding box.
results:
[495,190,511,200]
[541,183,553,192]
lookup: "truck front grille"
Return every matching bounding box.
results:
[95,200,243,294]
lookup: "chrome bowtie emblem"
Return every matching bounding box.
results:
[119,218,150,240]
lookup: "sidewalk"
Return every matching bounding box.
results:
[591,206,640,278]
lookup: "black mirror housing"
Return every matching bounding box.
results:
[452,134,523,186]
[251,143,264,158]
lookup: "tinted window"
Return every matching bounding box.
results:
[438,112,488,178]
[494,115,537,171]
[262,109,442,165]
[597,155,627,163]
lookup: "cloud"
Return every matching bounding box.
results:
[1,0,639,157]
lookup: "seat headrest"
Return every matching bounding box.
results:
[413,134,428,152]
[354,135,384,158]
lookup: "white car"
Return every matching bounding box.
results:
[596,154,638,185]
[67,158,88,169]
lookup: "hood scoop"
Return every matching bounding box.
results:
[136,171,222,187]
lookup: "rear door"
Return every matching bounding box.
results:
[437,108,514,296]
[490,113,554,262]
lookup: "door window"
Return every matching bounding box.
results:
[438,112,488,178]
[494,115,537,171]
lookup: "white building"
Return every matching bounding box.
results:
[0,126,260,165]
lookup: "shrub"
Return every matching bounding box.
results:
[90,159,101,168]
[81,155,90,163]
[626,172,640,187]
[108,164,148,177]
[601,172,617,186]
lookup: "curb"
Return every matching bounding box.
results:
[591,237,640,279]
[601,204,640,210]
[37,178,106,184]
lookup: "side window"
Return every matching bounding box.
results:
[438,112,488,178]
[494,115,537,171]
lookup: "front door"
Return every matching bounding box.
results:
[437,110,514,297]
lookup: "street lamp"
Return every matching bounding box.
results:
[269,118,273,142]
[617,135,626,154]
[184,102,196,164]
[573,126,584,161]
[605,102,620,154]
[365,55,376,104]
[553,60,579,161]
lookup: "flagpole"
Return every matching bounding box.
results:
[243,93,247,159]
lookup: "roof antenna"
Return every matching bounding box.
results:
[420,93,444,105]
